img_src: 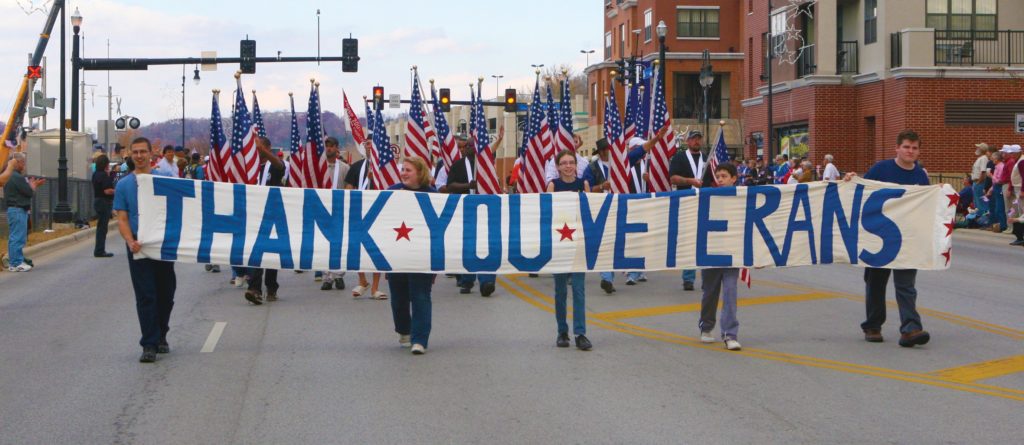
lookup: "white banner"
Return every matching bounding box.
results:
[136,175,956,273]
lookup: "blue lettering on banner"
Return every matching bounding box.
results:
[579,193,613,269]
[248,187,294,269]
[696,187,736,266]
[198,182,247,265]
[152,177,195,261]
[417,193,460,271]
[859,188,905,267]
[780,184,817,266]
[743,186,783,266]
[820,183,863,264]
[659,189,696,268]
[462,195,503,272]
[508,194,552,272]
[300,189,344,270]
[614,195,648,270]
[347,191,393,271]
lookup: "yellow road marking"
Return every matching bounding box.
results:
[497,276,1024,402]
[594,292,837,321]
[932,355,1024,382]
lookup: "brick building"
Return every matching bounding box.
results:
[741,0,1024,176]
[586,0,747,152]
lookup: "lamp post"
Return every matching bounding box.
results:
[656,20,667,80]
[70,7,82,131]
[491,74,503,99]
[699,49,714,151]
[54,4,72,224]
[580,49,594,68]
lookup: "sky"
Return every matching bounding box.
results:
[0,0,602,133]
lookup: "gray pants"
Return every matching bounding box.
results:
[699,268,740,340]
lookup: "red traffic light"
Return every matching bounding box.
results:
[372,86,385,111]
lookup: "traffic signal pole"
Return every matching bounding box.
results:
[77,55,358,71]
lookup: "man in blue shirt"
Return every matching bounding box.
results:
[114,136,177,363]
[847,129,931,348]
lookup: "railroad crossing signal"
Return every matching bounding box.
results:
[27,65,42,79]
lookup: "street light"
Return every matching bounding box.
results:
[699,49,714,151]
[55,4,74,224]
[70,7,83,131]
[491,74,503,99]
[580,49,594,68]
[656,20,667,81]
[193,66,201,85]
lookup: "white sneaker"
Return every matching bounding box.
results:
[700,331,715,343]
[725,338,742,351]
[411,344,426,355]
[8,263,32,272]
[399,335,411,348]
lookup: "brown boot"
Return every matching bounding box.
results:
[898,330,931,347]
[863,329,883,343]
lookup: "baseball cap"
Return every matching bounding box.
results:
[687,129,703,139]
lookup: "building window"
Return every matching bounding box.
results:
[591,82,598,116]
[748,0,754,14]
[927,0,997,39]
[672,73,730,120]
[677,8,720,38]
[620,23,626,57]
[865,0,877,44]
[605,32,612,60]
[644,9,653,42]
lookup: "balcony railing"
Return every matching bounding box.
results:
[797,44,816,77]
[891,32,902,68]
[934,30,1024,66]
[837,41,858,73]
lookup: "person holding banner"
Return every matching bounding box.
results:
[582,138,618,294]
[244,136,286,305]
[846,129,931,348]
[344,142,385,300]
[698,162,743,351]
[114,137,178,363]
[386,156,438,355]
[320,136,349,292]
[669,130,713,291]
[547,150,593,351]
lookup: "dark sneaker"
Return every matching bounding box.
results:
[528,273,539,278]
[864,329,884,343]
[265,292,278,302]
[210,265,221,273]
[244,290,263,305]
[575,335,592,351]
[204,264,213,272]
[333,277,345,290]
[480,282,495,297]
[898,330,930,348]
[683,281,695,291]
[157,342,170,354]
[139,347,157,363]
[321,281,333,291]
[600,279,616,294]
[625,277,637,285]
[459,284,473,294]
[94,252,114,258]
[1010,239,1024,246]
[556,333,570,348]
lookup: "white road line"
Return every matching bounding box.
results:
[201,322,227,353]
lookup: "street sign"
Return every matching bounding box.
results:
[201,51,217,71]
[1016,113,1024,134]
[389,94,401,109]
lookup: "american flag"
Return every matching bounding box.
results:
[207,91,227,182]
[227,79,259,184]
[372,102,400,189]
[363,99,382,189]
[416,76,441,163]
[637,64,651,139]
[252,91,267,138]
[604,85,629,194]
[558,77,574,151]
[405,72,432,162]
[546,84,561,152]
[430,83,459,173]
[473,84,502,195]
[518,78,551,194]
[708,125,729,187]
[287,93,304,186]
[623,81,638,142]
[300,83,330,189]
[469,86,477,137]
[647,68,676,192]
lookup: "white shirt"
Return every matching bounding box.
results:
[971,155,989,180]
[434,164,449,188]
[822,162,840,181]
[544,153,589,182]
[787,168,802,184]
[155,158,179,177]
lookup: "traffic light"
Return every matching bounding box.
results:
[342,37,359,72]
[504,88,517,112]
[439,88,451,112]
[240,39,256,74]
[372,86,384,111]
[614,59,627,84]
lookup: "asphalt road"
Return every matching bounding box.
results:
[0,228,1021,444]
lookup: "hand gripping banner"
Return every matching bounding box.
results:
[136,175,956,273]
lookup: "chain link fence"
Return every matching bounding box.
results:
[0,178,96,237]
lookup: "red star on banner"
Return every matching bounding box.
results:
[944,221,955,237]
[946,193,959,208]
[941,248,951,266]
[393,222,413,241]
[556,223,576,241]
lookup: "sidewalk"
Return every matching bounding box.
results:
[1,221,117,272]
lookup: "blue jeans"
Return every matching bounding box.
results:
[127,246,177,347]
[388,273,434,348]
[553,272,586,335]
[681,269,695,283]
[600,272,643,282]
[991,183,1007,231]
[861,268,922,334]
[699,268,740,339]
[972,182,989,218]
[6,207,28,267]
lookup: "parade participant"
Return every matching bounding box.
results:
[4,153,42,272]
[581,138,618,294]
[822,154,840,181]
[320,136,348,291]
[91,154,115,258]
[845,129,931,347]
[386,156,438,354]
[184,153,204,180]
[344,141,385,300]
[668,130,713,291]
[1009,145,1024,246]
[244,136,286,305]
[544,134,589,181]
[698,162,743,351]
[987,150,1007,232]
[114,137,177,363]
[446,133,496,296]
[154,145,179,177]
[971,143,991,222]
[546,150,592,350]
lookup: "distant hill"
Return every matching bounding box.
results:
[137,110,357,152]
